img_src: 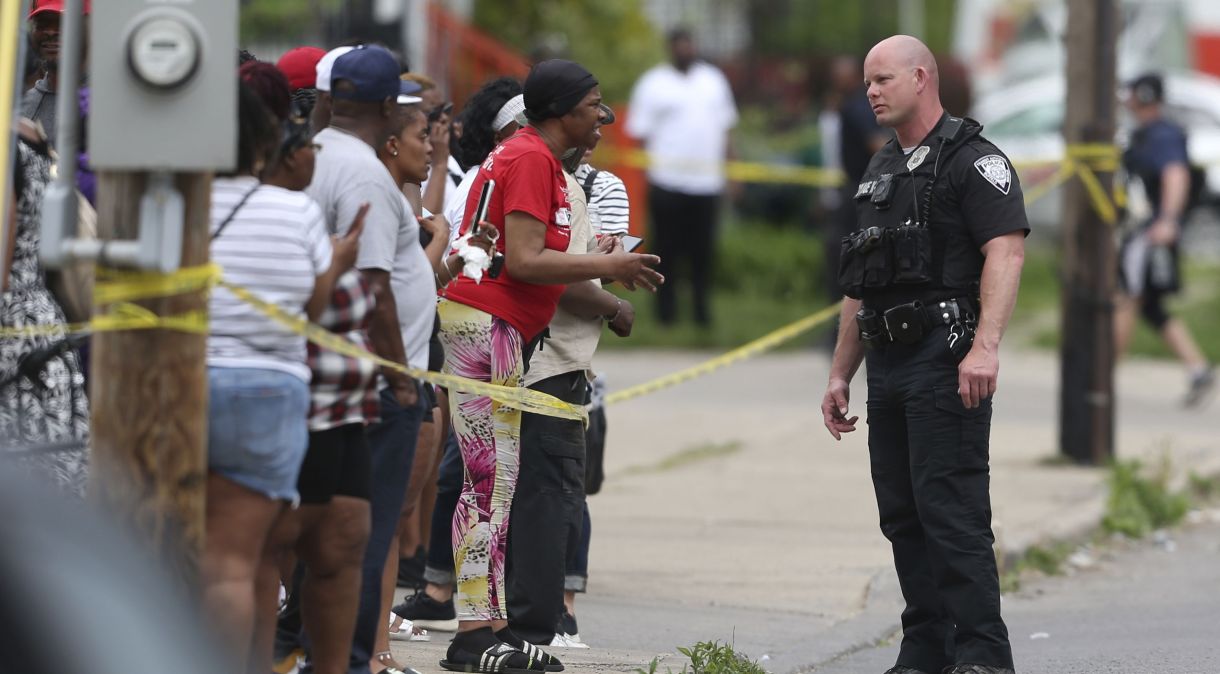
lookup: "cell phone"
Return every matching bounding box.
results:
[620,234,644,252]
[470,179,495,237]
[428,101,454,124]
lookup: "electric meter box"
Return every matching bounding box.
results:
[89,0,237,170]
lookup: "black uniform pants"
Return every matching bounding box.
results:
[649,184,719,325]
[864,325,1013,672]
[506,371,588,645]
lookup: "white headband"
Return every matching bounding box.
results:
[492,94,526,131]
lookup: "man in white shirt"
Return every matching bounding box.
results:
[626,27,737,326]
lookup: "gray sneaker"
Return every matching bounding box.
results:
[1184,367,1215,408]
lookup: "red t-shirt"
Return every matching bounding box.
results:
[443,127,573,341]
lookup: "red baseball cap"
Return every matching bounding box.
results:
[276,47,327,91]
[28,0,91,19]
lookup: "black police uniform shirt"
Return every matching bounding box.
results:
[1124,118,1189,222]
[844,113,1030,310]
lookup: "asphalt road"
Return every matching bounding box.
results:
[814,516,1220,674]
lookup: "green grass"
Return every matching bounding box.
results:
[999,540,1077,594]
[636,641,768,674]
[1102,455,1193,538]
[1031,258,1220,362]
[621,441,744,476]
[600,286,832,351]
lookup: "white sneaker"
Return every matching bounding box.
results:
[548,633,590,649]
[388,612,432,642]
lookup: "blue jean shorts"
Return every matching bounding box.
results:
[207,367,310,502]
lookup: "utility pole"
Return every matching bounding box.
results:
[1059,0,1118,465]
[90,173,211,587]
[78,0,237,588]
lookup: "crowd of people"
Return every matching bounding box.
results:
[3,2,665,673]
[5,4,1216,674]
[209,45,663,674]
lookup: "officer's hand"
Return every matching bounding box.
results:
[958,345,998,409]
[1147,217,1179,246]
[821,378,859,441]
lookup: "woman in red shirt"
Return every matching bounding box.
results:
[436,60,662,673]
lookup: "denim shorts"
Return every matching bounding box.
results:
[207,367,310,502]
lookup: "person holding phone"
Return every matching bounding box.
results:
[506,118,637,649]
[435,59,663,674]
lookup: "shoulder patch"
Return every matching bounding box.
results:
[973,154,1011,195]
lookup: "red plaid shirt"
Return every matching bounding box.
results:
[307,269,380,431]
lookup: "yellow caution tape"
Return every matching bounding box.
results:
[0,301,208,338]
[1019,143,1121,225]
[605,301,842,406]
[606,147,846,188]
[94,263,222,304]
[219,281,588,422]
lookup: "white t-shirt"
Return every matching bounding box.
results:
[307,127,406,271]
[421,154,464,203]
[573,163,630,236]
[444,165,480,251]
[626,61,738,195]
[208,176,332,381]
[392,194,436,370]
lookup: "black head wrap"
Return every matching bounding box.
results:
[523,59,598,122]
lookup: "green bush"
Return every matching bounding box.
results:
[714,222,825,302]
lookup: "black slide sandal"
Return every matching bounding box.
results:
[439,642,541,674]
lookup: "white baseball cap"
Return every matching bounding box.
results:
[315,46,355,92]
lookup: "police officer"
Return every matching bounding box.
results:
[820,36,1027,674]
[1115,73,1214,407]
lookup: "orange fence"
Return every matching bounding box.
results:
[425,3,648,238]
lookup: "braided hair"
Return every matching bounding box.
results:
[453,77,523,172]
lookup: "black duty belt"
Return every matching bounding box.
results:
[856,297,977,348]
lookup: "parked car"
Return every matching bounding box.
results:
[971,70,1220,231]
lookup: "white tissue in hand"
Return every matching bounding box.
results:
[455,234,492,283]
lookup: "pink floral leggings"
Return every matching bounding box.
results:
[437,299,524,622]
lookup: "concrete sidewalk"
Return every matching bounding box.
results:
[387,347,1220,674]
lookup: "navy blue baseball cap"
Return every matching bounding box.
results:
[329,45,422,102]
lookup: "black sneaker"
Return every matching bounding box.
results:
[1184,367,1215,408]
[884,667,930,674]
[392,590,458,632]
[396,546,427,589]
[941,665,1015,674]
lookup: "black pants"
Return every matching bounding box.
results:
[422,430,462,585]
[350,386,426,674]
[506,371,588,645]
[864,326,1013,672]
[649,184,719,325]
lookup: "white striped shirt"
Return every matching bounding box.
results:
[573,163,630,235]
[208,177,332,381]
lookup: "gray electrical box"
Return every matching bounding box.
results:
[89,0,237,170]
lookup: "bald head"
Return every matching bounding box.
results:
[863,35,943,138]
[867,35,938,86]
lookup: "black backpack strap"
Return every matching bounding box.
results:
[211,184,261,240]
[581,168,600,202]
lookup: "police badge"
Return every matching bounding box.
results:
[973,155,1011,195]
[906,145,930,171]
